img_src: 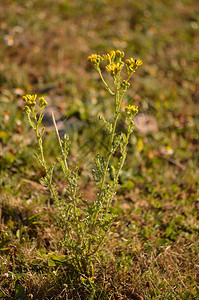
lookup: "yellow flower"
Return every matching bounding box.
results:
[23,94,37,101]
[106,63,115,72]
[125,105,139,116]
[103,54,111,63]
[115,50,124,61]
[125,59,131,66]
[135,59,143,66]
[22,94,37,106]
[106,62,121,76]
[87,54,103,65]
[39,97,48,108]
[103,50,116,63]
[103,50,124,63]
[126,58,143,71]
[109,50,115,60]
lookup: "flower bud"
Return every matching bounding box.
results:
[115,50,124,61]
[125,59,131,66]
[125,105,139,118]
[39,97,48,108]
[24,105,31,114]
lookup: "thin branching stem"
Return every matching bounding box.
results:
[23,50,142,276]
[52,112,68,170]
[97,68,115,96]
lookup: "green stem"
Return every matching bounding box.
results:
[34,114,46,170]
[51,112,83,246]
[52,112,68,171]
[115,131,130,182]
[87,75,121,254]
[29,110,58,203]
[97,68,115,96]
[98,76,121,194]
[87,223,111,257]
[104,128,131,217]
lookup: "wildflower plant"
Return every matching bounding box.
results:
[23,50,142,276]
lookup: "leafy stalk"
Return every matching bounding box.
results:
[23,50,142,276]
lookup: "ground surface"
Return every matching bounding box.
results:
[0,0,199,299]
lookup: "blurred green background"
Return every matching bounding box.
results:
[0,0,199,299]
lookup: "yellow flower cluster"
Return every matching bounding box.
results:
[125,58,143,71]
[22,94,37,107]
[106,62,122,76]
[103,50,124,63]
[38,97,48,108]
[87,54,103,66]
[134,59,143,66]
[87,50,142,78]
[125,105,139,116]
[22,94,48,109]
[103,51,114,63]
[103,50,124,76]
